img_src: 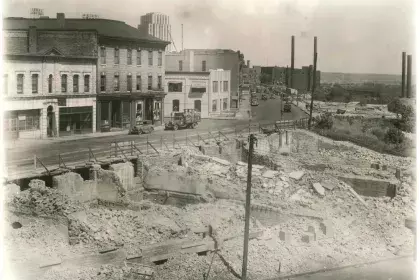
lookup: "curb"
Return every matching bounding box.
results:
[263,254,413,280]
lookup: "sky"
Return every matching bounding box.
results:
[3,0,416,75]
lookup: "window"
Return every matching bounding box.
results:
[3,74,8,95]
[148,51,153,66]
[48,75,53,93]
[100,47,106,64]
[223,98,228,110]
[212,100,217,112]
[168,82,182,92]
[84,75,90,92]
[61,74,67,93]
[223,81,229,92]
[100,74,106,92]
[172,100,179,112]
[17,74,24,94]
[212,81,218,93]
[127,49,132,65]
[31,74,39,94]
[158,76,162,89]
[73,75,79,93]
[148,75,152,90]
[136,75,141,91]
[202,60,206,71]
[127,74,132,92]
[114,48,119,64]
[114,74,120,91]
[178,60,183,71]
[158,52,162,66]
[137,50,141,65]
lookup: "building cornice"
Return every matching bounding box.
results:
[4,94,97,101]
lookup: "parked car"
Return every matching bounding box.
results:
[165,109,201,130]
[129,120,154,135]
[251,98,259,106]
[261,94,268,101]
[283,103,292,112]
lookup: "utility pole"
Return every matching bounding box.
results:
[308,36,318,129]
[291,36,295,89]
[241,134,256,280]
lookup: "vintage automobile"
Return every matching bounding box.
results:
[128,120,154,135]
[261,94,268,101]
[164,109,201,130]
[251,98,259,106]
[283,103,292,112]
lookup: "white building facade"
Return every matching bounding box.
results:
[164,69,230,119]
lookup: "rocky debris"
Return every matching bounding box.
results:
[321,181,336,191]
[8,179,84,217]
[312,183,325,196]
[262,170,278,179]
[211,157,231,166]
[289,171,305,180]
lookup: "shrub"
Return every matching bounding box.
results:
[315,113,333,130]
[384,127,406,144]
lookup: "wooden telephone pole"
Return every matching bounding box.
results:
[241,134,256,280]
[308,36,318,129]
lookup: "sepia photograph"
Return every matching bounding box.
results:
[0,0,417,279]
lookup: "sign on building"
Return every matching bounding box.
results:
[58,99,67,106]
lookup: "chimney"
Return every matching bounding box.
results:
[406,55,412,98]
[28,26,37,53]
[401,52,406,98]
[57,13,65,27]
[291,36,295,88]
[247,60,250,68]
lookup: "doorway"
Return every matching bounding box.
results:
[194,100,201,112]
[47,105,55,137]
[145,98,153,121]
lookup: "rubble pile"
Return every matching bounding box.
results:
[7,179,84,217]
[155,252,238,280]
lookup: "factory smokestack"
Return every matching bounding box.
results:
[291,36,295,88]
[401,52,406,98]
[406,55,412,98]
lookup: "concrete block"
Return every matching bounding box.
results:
[339,175,398,198]
[322,181,336,191]
[320,220,333,237]
[312,182,325,196]
[211,157,231,166]
[301,233,315,243]
[262,170,278,179]
[289,171,305,180]
[110,162,135,192]
[278,230,291,244]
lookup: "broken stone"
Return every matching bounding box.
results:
[237,161,247,166]
[262,170,278,179]
[253,165,264,170]
[301,233,315,243]
[289,171,305,180]
[211,157,231,166]
[322,181,336,191]
[312,183,325,196]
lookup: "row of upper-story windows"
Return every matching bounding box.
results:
[177,60,207,71]
[100,47,163,67]
[3,73,90,95]
[212,81,229,93]
[99,73,162,92]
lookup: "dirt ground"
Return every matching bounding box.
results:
[3,130,415,280]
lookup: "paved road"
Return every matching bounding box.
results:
[286,257,415,280]
[5,94,306,173]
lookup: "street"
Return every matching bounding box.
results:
[5,94,307,171]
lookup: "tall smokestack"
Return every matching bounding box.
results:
[291,36,295,88]
[406,55,412,98]
[401,52,406,98]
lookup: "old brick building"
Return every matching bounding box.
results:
[4,13,170,136]
[166,49,240,108]
[3,18,98,139]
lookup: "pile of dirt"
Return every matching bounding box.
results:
[7,179,84,217]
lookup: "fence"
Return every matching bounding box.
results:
[6,118,310,178]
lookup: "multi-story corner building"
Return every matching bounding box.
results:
[3,20,98,139]
[165,49,241,108]
[4,13,170,133]
[138,12,171,52]
[164,69,230,119]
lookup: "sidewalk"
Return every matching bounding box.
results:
[235,93,251,120]
[5,126,164,149]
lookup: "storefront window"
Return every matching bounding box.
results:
[7,110,41,131]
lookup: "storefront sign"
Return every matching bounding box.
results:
[58,99,67,106]
[18,115,26,121]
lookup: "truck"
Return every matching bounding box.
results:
[129,120,154,135]
[164,109,201,130]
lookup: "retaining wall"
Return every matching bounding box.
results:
[339,175,398,198]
